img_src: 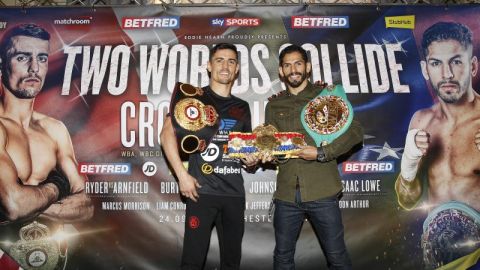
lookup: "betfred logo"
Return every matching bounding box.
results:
[79,163,131,175]
[210,18,260,27]
[342,161,394,174]
[122,17,180,29]
[291,16,349,28]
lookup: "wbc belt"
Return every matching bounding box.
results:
[169,82,220,154]
[421,201,480,269]
[300,84,353,146]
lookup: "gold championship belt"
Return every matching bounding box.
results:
[227,124,306,159]
[301,84,353,146]
[8,221,66,270]
[169,82,220,154]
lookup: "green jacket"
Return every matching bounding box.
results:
[265,81,364,203]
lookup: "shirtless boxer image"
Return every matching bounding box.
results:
[0,23,93,269]
[395,22,480,269]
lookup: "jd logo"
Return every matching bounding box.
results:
[142,161,157,176]
[201,143,220,162]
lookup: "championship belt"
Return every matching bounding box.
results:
[7,221,66,270]
[301,84,353,146]
[421,201,480,269]
[228,124,306,159]
[169,82,220,154]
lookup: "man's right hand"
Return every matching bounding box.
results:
[401,129,428,182]
[41,170,71,201]
[178,172,201,202]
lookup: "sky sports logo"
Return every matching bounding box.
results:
[210,18,261,27]
[79,163,131,175]
[122,17,180,29]
[342,161,394,174]
[291,16,349,28]
[54,17,92,25]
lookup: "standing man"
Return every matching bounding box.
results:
[265,44,363,270]
[396,22,480,267]
[161,43,257,270]
[0,23,93,268]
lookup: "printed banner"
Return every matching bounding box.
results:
[0,5,479,270]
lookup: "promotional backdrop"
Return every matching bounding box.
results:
[0,4,479,270]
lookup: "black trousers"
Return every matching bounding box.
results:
[181,194,245,270]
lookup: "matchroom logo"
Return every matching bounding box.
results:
[54,17,92,25]
[291,16,349,29]
[122,17,180,29]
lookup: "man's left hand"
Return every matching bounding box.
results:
[241,154,260,168]
[297,145,318,161]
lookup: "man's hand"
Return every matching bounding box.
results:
[401,129,427,182]
[40,170,71,201]
[241,154,259,169]
[475,128,480,151]
[178,171,201,202]
[414,130,430,155]
[297,145,318,161]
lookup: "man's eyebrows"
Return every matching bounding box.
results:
[12,51,49,57]
[214,57,237,62]
[427,54,462,62]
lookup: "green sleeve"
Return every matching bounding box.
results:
[265,102,275,127]
[323,120,364,161]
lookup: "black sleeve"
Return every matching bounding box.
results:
[243,102,252,133]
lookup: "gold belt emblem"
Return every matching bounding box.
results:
[9,221,61,270]
[174,98,218,132]
[304,95,350,135]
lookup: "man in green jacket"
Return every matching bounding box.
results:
[265,44,363,270]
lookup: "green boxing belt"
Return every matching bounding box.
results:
[301,84,353,146]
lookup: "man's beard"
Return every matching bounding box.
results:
[2,73,41,99]
[285,72,307,88]
[433,79,468,104]
[8,88,38,99]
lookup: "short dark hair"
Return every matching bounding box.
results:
[279,44,308,66]
[0,23,50,70]
[210,43,238,61]
[422,22,473,58]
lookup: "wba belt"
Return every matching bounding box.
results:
[169,82,220,154]
[300,84,353,146]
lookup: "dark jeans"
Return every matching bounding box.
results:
[273,190,352,270]
[181,194,245,270]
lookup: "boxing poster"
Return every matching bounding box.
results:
[0,5,478,270]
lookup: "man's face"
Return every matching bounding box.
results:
[3,35,49,99]
[279,51,311,88]
[421,39,478,103]
[207,49,239,85]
